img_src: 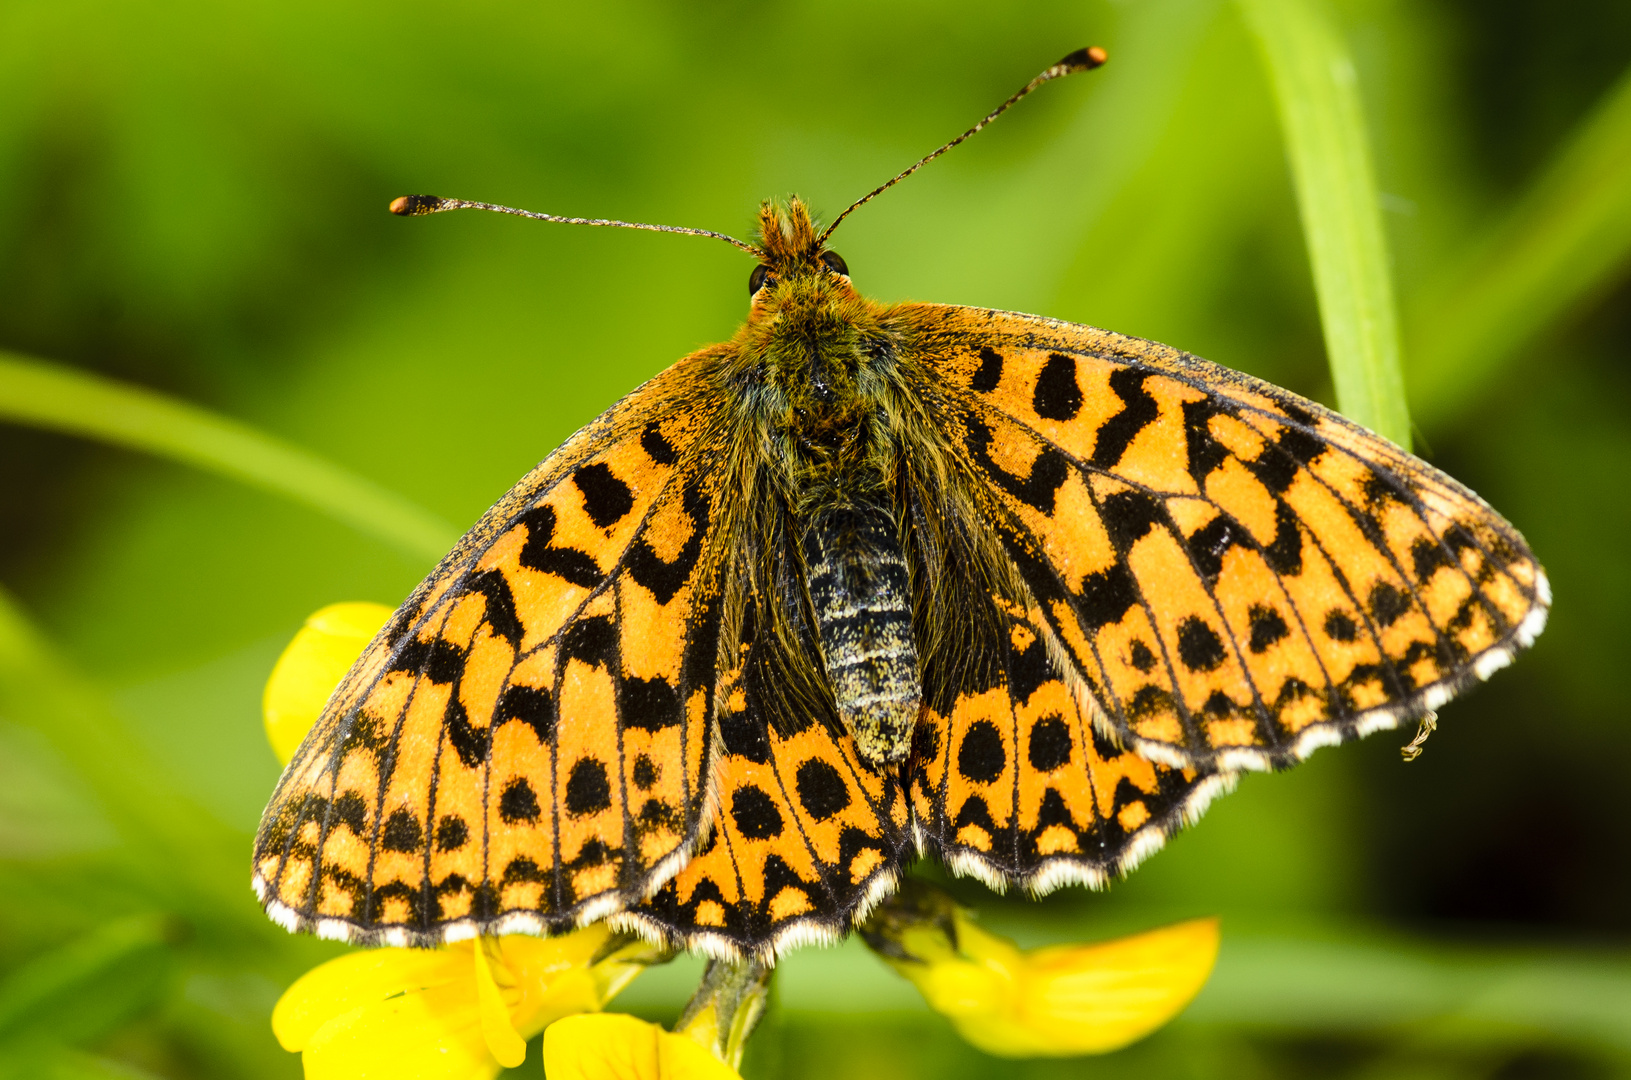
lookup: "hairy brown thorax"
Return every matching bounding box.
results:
[724,199,926,764]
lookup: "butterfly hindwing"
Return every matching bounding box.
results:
[623,546,912,959]
[906,304,1548,771]
[911,593,1229,891]
[253,354,731,945]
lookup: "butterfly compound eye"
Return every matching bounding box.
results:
[820,250,849,276]
[749,264,775,295]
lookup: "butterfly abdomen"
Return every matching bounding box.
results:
[802,504,920,765]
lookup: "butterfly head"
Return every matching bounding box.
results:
[748,197,854,311]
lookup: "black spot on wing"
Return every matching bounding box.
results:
[730,784,783,840]
[332,792,367,836]
[719,708,771,764]
[637,798,679,833]
[632,755,659,791]
[435,815,469,851]
[339,710,389,757]
[1090,368,1160,470]
[1263,499,1305,575]
[794,759,850,821]
[444,698,487,769]
[1247,605,1290,653]
[1076,564,1141,632]
[1186,513,1250,582]
[499,778,542,823]
[1249,412,1328,494]
[640,420,679,465]
[501,856,548,885]
[390,637,465,683]
[619,675,682,732]
[1101,489,1165,553]
[565,758,611,816]
[1324,609,1359,642]
[1411,536,1455,582]
[573,463,636,529]
[381,809,422,852]
[971,346,1004,393]
[957,719,1006,784]
[1176,617,1227,672]
[1027,715,1072,771]
[1182,398,1231,487]
[627,484,708,605]
[1006,623,1054,703]
[1035,786,1074,831]
[496,684,555,744]
[1369,581,1411,627]
[954,794,996,834]
[517,505,603,589]
[1032,353,1082,421]
[562,616,616,668]
[965,416,1070,515]
[466,569,522,645]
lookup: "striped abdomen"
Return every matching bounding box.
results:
[802,505,921,765]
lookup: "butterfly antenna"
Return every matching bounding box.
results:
[817,46,1108,246]
[388,195,766,258]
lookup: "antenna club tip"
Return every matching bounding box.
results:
[1059,46,1109,73]
[390,194,446,216]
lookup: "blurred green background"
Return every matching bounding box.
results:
[1,0,1629,1077]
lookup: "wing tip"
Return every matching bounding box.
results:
[1122,568,1551,775]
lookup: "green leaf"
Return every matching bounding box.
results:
[1407,62,1631,429]
[0,350,457,563]
[1236,0,1412,448]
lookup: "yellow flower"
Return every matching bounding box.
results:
[863,880,1219,1057]
[262,600,392,764]
[273,925,660,1079]
[541,955,769,1079]
[542,1014,742,1080]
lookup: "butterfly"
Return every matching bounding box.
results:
[253,48,1548,960]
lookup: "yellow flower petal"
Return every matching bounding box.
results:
[867,881,1220,1059]
[542,1014,741,1080]
[273,944,467,1052]
[302,978,495,1080]
[944,915,1221,1057]
[473,937,528,1068]
[501,925,650,1035]
[263,601,391,765]
[274,926,667,1079]
[659,1027,743,1080]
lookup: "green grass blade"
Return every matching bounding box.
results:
[0,915,171,1045]
[0,586,261,928]
[0,350,457,563]
[1236,0,1412,448]
[1407,62,1631,430]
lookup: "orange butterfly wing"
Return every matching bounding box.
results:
[911,595,1230,892]
[253,350,733,945]
[622,520,912,959]
[905,304,1548,771]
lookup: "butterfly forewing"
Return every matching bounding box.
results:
[908,305,1548,771]
[253,354,732,945]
